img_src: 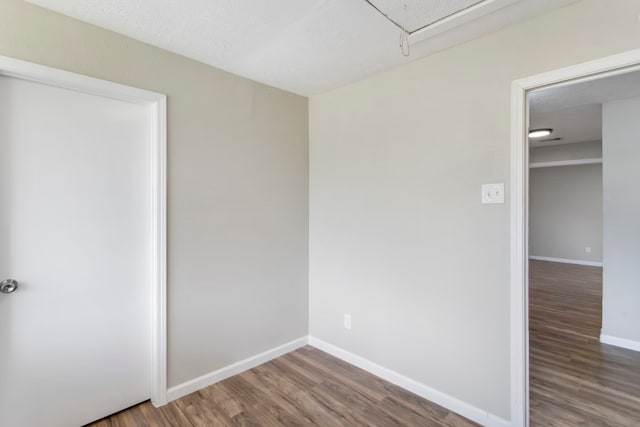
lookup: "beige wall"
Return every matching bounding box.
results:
[309,0,640,420]
[0,0,309,387]
[602,96,640,344]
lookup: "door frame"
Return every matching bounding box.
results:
[510,48,640,427]
[0,55,168,406]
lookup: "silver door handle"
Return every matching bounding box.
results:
[0,279,18,294]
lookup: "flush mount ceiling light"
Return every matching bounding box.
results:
[528,128,553,138]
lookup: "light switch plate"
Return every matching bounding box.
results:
[482,183,505,204]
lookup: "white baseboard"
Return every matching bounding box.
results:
[166,336,308,402]
[308,337,510,427]
[529,255,603,267]
[600,334,640,352]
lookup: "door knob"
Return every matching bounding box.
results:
[0,279,18,294]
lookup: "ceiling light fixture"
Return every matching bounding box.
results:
[528,128,553,138]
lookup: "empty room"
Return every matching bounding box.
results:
[1,1,640,426]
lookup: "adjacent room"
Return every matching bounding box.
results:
[1,0,640,426]
[527,70,640,426]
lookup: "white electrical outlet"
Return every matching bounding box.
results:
[586,246,591,253]
[344,314,352,330]
[481,183,505,204]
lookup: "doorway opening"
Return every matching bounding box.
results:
[511,49,640,427]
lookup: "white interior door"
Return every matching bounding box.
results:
[0,75,152,427]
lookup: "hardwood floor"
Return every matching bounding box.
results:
[529,260,640,426]
[88,346,479,426]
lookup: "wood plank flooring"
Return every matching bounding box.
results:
[88,346,479,426]
[529,260,640,426]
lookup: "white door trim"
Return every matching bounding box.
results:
[510,48,640,427]
[0,55,168,407]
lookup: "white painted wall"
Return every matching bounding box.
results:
[0,0,308,388]
[309,0,640,421]
[602,96,640,345]
[529,142,603,263]
[529,164,603,263]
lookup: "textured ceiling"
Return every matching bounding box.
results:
[367,0,484,33]
[26,0,575,95]
[529,69,640,147]
[529,69,640,113]
[530,104,602,147]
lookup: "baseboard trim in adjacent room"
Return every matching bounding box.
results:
[600,334,640,352]
[529,255,603,267]
[307,336,511,427]
[166,336,308,402]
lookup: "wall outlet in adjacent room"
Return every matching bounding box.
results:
[344,314,352,330]
[586,246,591,253]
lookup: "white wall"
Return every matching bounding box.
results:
[309,0,640,421]
[602,96,640,345]
[529,142,603,263]
[529,164,603,263]
[0,0,309,388]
